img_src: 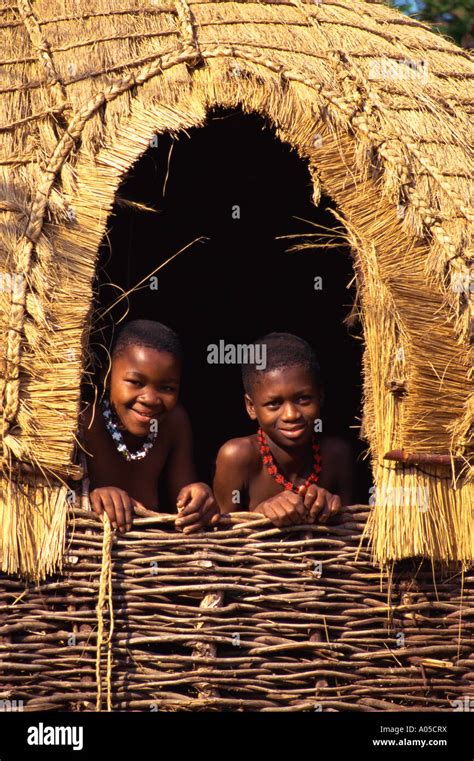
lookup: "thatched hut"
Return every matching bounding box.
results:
[0,0,472,582]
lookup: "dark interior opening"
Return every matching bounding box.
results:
[90,107,371,505]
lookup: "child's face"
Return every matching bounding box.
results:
[108,345,181,437]
[245,364,321,448]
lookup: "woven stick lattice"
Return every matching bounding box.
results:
[0,506,472,712]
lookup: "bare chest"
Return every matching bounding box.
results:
[247,449,334,510]
[83,419,170,509]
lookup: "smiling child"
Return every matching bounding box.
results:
[213,332,355,527]
[78,319,219,534]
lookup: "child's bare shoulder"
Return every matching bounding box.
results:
[319,436,355,505]
[164,402,191,435]
[320,436,353,473]
[159,402,192,446]
[217,436,259,470]
[320,435,353,458]
[320,436,354,482]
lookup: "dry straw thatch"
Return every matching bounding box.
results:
[0,0,472,578]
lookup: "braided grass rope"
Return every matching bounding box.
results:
[17,0,69,106]
[95,514,114,712]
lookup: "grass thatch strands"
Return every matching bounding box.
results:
[0,0,473,575]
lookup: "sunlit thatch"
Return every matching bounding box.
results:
[0,0,472,577]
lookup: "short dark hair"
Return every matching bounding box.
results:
[242,332,323,397]
[112,319,183,361]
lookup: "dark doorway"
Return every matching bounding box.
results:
[91,107,371,504]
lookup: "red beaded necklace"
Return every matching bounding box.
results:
[257,427,322,492]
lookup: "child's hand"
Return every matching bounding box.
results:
[298,484,341,524]
[255,491,307,527]
[175,483,221,534]
[89,486,134,534]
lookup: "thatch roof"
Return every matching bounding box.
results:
[0,0,472,577]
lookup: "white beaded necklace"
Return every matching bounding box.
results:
[101,396,158,462]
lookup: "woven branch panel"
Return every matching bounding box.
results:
[0,504,473,712]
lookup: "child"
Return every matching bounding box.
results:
[78,319,219,535]
[213,333,355,527]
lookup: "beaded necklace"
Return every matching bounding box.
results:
[257,427,322,492]
[101,396,158,462]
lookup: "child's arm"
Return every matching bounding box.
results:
[214,439,307,526]
[166,404,220,534]
[320,437,356,508]
[336,441,356,507]
[214,439,305,526]
[300,438,355,523]
[213,439,252,513]
[165,404,198,503]
[77,407,135,533]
